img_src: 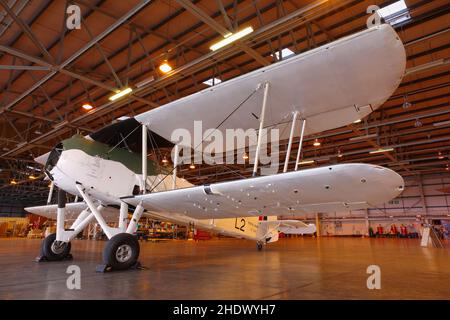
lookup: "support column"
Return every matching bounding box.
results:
[172,144,179,190]
[365,209,370,236]
[315,212,321,237]
[253,82,270,177]
[142,124,148,194]
[294,119,306,171]
[283,111,298,173]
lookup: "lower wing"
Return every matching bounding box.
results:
[122,163,404,219]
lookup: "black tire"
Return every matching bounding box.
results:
[41,233,71,261]
[257,242,263,251]
[103,233,140,270]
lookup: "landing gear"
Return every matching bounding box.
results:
[257,241,264,251]
[39,233,72,261]
[102,233,140,271]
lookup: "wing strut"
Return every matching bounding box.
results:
[252,81,270,177]
[294,118,306,171]
[142,124,147,194]
[283,111,299,173]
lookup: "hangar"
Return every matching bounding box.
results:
[0,0,449,300]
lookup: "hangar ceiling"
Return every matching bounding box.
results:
[0,0,449,206]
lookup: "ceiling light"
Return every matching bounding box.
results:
[116,116,130,121]
[210,26,254,51]
[10,180,17,185]
[135,76,155,88]
[189,163,196,169]
[34,130,42,135]
[109,88,132,101]
[82,103,93,111]
[159,62,172,73]
[313,139,321,147]
[243,152,249,160]
[162,156,169,164]
[369,148,394,154]
[337,149,343,158]
[438,152,444,160]
[353,119,362,124]
[298,160,315,165]
[28,175,37,180]
[433,120,450,127]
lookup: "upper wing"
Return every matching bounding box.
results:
[123,163,404,219]
[25,202,119,223]
[135,24,405,150]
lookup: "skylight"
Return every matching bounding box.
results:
[273,48,295,60]
[203,78,222,86]
[377,0,411,26]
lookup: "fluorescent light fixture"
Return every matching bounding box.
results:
[369,148,394,154]
[82,103,93,110]
[203,78,222,86]
[353,119,362,124]
[27,166,41,172]
[273,48,295,60]
[349,133,378,141]
[298,160,315,165]
[433,120,450,127]
[159,62,172,73]
[210,26,254,51]
[135,76,155,88]
[313,139,321,147]
[377,0,410,26]
[109,88,132,101]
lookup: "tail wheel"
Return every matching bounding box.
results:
[103,233,140,270]
[41,233,71,261]
[257,241,263,251]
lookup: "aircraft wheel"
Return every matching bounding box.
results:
[41,233,71,261]
[257,241,263,251]
[103,233,140,270]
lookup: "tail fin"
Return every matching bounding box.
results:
[256,216,279,244]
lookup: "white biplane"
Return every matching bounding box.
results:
[26,24,406,271]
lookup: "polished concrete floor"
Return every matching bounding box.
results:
[0,237,448,300]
